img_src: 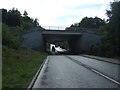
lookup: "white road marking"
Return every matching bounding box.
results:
[91,69,120,85]
[66,55,120,86]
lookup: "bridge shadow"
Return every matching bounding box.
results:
[47,51,80,55]
[42,30,82,55]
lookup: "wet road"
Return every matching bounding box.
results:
[33,55,119,88]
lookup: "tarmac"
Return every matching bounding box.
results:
[82,55,120,65]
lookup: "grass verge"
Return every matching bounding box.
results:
[2,46,47,88]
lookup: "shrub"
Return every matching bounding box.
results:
[21,21,33,30]
[2,24,21,49]
[9,26,25,36]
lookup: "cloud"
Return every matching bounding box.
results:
[1,0,113,28]
[56,4,109,26]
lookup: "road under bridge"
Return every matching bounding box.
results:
[22,28,100,54]
[42,30,82,54]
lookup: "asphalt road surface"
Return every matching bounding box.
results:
[32,55,119,88]
[68,55,119,81]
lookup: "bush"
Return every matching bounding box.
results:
[21,21,33,30]
[9,26,25,36]
[89,44,99,56]
[2,24,21,49]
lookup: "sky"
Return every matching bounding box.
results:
[1,0,114,29]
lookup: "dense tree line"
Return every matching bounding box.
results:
[66,16,106,31]
[66,1,120,58]
[1,8,40,49]
[2,8,39,29]
[90,1,120,58]
[79,17,105,29]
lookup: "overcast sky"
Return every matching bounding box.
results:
[1,0,113,28]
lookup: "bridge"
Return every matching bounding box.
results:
[22,27,101,54]
[22,27,120,88]
[42,30,82,54]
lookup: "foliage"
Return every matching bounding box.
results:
[66,16,106,32]
[6,8,22,27]
[2,46,47,88]
[55,41,69,50]
[1,8,7,23]
[79,16,105,28]
[22,16,33,22]
[33,18,39,27]
[23,10,28,16]
[65,1,120,58]
[21,16,35,30]
[90,1,120,58]
[1,8,41,49]
[2,8,47,89]
[9,26,25,36]
[1,8,40,30]
[70,17,104,28]
[21,21,34,30]
[2,24,21,49]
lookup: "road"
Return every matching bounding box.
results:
[32,55,119,88]
[68,55,119,81]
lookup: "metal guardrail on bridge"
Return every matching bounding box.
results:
[42,26,66,30]
[41,25,82,32]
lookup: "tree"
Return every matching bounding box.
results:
[79,16,105,28]
[6,8,22,26]
[23,10,28,16]
[1,8,7,23]
[91,1,120,57]
[107,1,120,56]
[22,16,33,22]
[33,18,39,27]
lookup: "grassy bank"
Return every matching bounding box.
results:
[2,46,47,88]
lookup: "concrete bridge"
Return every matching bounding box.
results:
[42,30,82,54]
[22,28,100,54]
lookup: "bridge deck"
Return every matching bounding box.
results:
[42,30,82,35]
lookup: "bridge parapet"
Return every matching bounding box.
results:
[42,25,66,30]
[42,30,82,35]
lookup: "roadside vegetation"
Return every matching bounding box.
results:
[90,1,120,58]
[1,8,44,36]
[1,8,47,88]
[66,16,106,32]
[2,46,47,88]
[66,1,120,59]
[1,1,120,87]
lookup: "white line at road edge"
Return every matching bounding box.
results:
[35,56,49,81]
[65,56,120,86]
[91,69,120,85]
[31,56,49,88]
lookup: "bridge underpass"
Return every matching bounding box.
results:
[42,30,82,54]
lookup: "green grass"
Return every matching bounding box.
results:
[2,46,47,88]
